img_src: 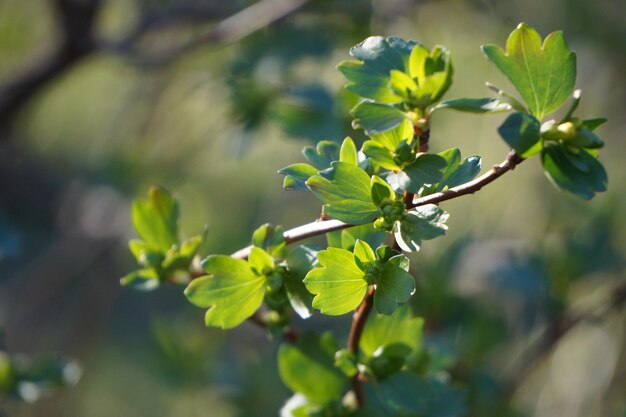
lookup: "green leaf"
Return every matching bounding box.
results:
[340,137,358,165]
[541,144,607,200]
[435,149,482,191]
[362,141,399,170]
[278,163,319,191]
[481,23,576,119]
[351,101,408,135]
[373,255,415,315]
[498,112,541,156]
[353,239,377,266]
[367,372,466,417]
[120,269,160,291]
[405,44,454,106]
[128,239,164,269]
[306,162,379,224]
[131,186,179,252]
[433,97,512,113]
[368,343,413,378]
[370,176,396,207]
[338,36,415,103]
[302,141,340,170]
[248,246,275,276]
[252,223,286,258]
[387,154,447,193]
[334,349,359,377]
[361,305,424,357]
[303,247,368,315]
[284,246,317,319]
[395,205,449,252]
[581,117,607,131]
[161,234,205,273]
[184,256,266,329]
[278,332,346,403]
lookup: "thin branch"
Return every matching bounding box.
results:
[105,0,310,65]
[347,287,375,407]
[0,0,101,135]
[231,151,524,260]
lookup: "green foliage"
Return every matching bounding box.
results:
[278,332,346,404]
[184,254,267,329]
[366,372,466,417]
[306,162,379,224]
[482,22,576,119]
[120,22,610,417]
[498,112,541,156]
[395,205,449,252]
[303,247,369,315]
[122,187,205,290]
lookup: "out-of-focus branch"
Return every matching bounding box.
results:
[0,0,101,135]
[102,0,310,66]
[0,0,310,137]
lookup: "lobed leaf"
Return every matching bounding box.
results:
[184,256,266,329]
[131,186,179,253]
[482,23,576,119]
[306,162,379,224]
[541,144,607,200]
[303,248,368,315]
[373,255,415,315]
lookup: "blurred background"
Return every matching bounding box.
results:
[0,0,624,416]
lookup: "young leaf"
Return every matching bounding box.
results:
[252,223,286,258]
[303,248,368,315]
[131,186,179,252]
[481,23,576,119]
[120,269,160,291]
[184,256,266,329]
[435,149,481,191]
[248,247,274,276]
[497,112,541,156]
[277,332,346,403]
[339,137,358,165]
[278,163,319,190]
[302,140,340,169]
[338,224,387,253]
[284,246,317,319]
[351,101,408,135]
[361,305,424,358]
[432,97,512,113]
[306,162,379,224]
[370,176,396,207]
[338,36,415,103]
[373,255,415,315]
[541,144,607,200]
[387,154,447,193]
[395,205,449,252]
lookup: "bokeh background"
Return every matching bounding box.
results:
[0,0,624,416]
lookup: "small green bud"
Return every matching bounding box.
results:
[557,121,577,140]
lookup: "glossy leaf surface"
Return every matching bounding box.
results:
[482,23,576,119]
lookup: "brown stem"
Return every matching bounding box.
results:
[347,287,375,407]
[231,152,524,260]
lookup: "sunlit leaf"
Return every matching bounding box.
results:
[482,23,576,119]
[303,248,368,315]
[184,256,266,329]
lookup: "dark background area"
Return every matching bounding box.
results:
[0,0,624,416]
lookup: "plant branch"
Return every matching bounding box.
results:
[347,287,375,407]
[231,151,524,260]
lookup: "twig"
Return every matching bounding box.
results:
[347,287,375,407]
[231,151,524,259]
[105,0,310,66]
